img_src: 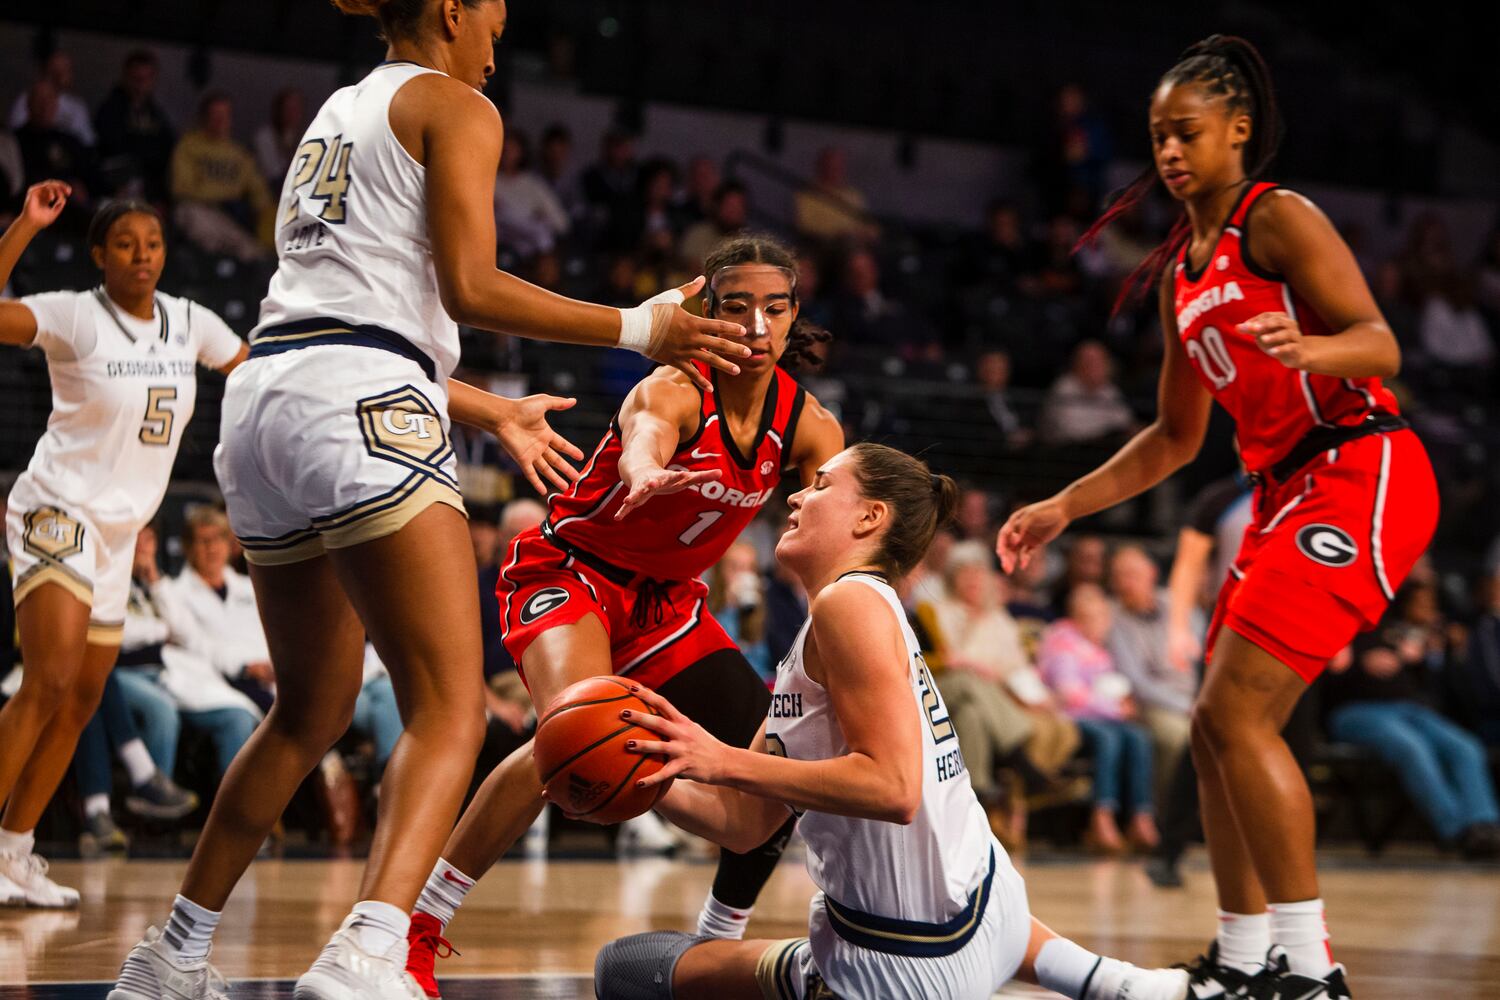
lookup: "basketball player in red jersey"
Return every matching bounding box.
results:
[998,36,1435,1000]
[405,234,844,997]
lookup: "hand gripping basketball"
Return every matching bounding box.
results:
[620,683,731,788]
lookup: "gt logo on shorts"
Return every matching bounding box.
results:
[22,507,84,560]
[520,587,571,625]
[356,385,451,476]
[1296,524,1358,567]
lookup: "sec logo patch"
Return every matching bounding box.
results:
[520,587,571,625]
[1296,524,1358,568]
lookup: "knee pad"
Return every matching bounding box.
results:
[594,930,704,1000]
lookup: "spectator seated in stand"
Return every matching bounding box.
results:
[923,541,1080,848]
[116,525,263,786]
[1458,566,1500,747]
[493,127,571,260]
[1039,583,1158,854]
[708,542,772,684]
[9,51,95,149]
[93,49,176,202]
[253,87,306,186]
[169,507,276,712]
[70,669,199,855]
[794,145,877,245]
[1106,545,1197,791]
[1324,583,1500,859]
[170,92,273,262]
[1037,340,1137,448]
[15,80,95,228]
[679,180,748,273]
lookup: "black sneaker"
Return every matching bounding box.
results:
[1176,941,1264,998]
[79,811,128,857]
[125,772,199,820]
[1146,854,1185,889]
[1242,947,1350,999]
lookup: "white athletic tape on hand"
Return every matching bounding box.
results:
[617,286,688,356]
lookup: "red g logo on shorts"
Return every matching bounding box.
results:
[520,587,571,625]
[1296,524,1358,568]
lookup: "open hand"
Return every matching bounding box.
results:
[621,683,731,788]
[494,394,586,495]
[996,498,1070,573]
[614,466,721,520]
[642,277,751,391]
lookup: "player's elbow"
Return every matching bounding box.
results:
[877,774,922,825]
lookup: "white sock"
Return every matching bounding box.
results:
[349,899,410,959]
[1216,909,1271,973]
[120,739,158,787]
[0,828,35,857]
[1269,898,1333,978]
[1035,937,1130,1000]
[414,857,475,928]
[84,794,112,819]
[162,894,221,964]
[696,892,751,940]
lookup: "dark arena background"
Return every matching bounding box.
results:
[1,2,1498,998]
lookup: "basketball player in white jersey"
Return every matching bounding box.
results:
[592,444,1192,1000]
[0,182,248,909]
[113,2,751,999]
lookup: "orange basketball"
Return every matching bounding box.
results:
[534,676,669,825]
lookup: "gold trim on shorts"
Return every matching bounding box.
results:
[86,620,125,646]
[320,477,465,551]
[239,478,466,567]
[239,528,325,567]
[756,938,813,1000]
[13,563,94,610]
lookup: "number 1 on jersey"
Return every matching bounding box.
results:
[678,511,723,546]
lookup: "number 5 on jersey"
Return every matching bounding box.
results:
[284,135,353,225]
[139,386,177,446]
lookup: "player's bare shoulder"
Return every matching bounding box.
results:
[619,365,705,432]
[387,71,501,164]
[793,392,844,463]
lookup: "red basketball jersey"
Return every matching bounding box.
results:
[1172,182,1399,475]
[546,364,807,580]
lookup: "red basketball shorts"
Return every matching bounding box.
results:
[1205,429,1438,681]
[496,526,735,692]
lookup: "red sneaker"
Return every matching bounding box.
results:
[406,912,459,999]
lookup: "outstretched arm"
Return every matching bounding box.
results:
[402,78,749,391]
[611,371,723,519]
[997,278,1211,571]
[0,181,70,346]
[447,378,585,495]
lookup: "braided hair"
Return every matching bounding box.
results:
[702,233,832,371]
[1077,35,1282,314]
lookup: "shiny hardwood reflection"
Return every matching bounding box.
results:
[3,852,1498,998]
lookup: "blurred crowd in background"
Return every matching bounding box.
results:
[3,42,1500,866]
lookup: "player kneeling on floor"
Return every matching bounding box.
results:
[589,444,1190,1000]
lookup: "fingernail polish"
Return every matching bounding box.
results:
[626,740,637,749]
[621,710,632,718]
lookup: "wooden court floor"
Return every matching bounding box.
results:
[2,851,1498,998]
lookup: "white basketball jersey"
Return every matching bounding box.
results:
[255,62,459,380]
[768,573,996,925]
[17,289,243,525]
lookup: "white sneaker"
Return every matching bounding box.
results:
[1092,962,1191,1000]
[109,926,229,1000]
[294,916,425,1000]
[0,850,80,908]
[0,869,25,907]
[616,811,681,855]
